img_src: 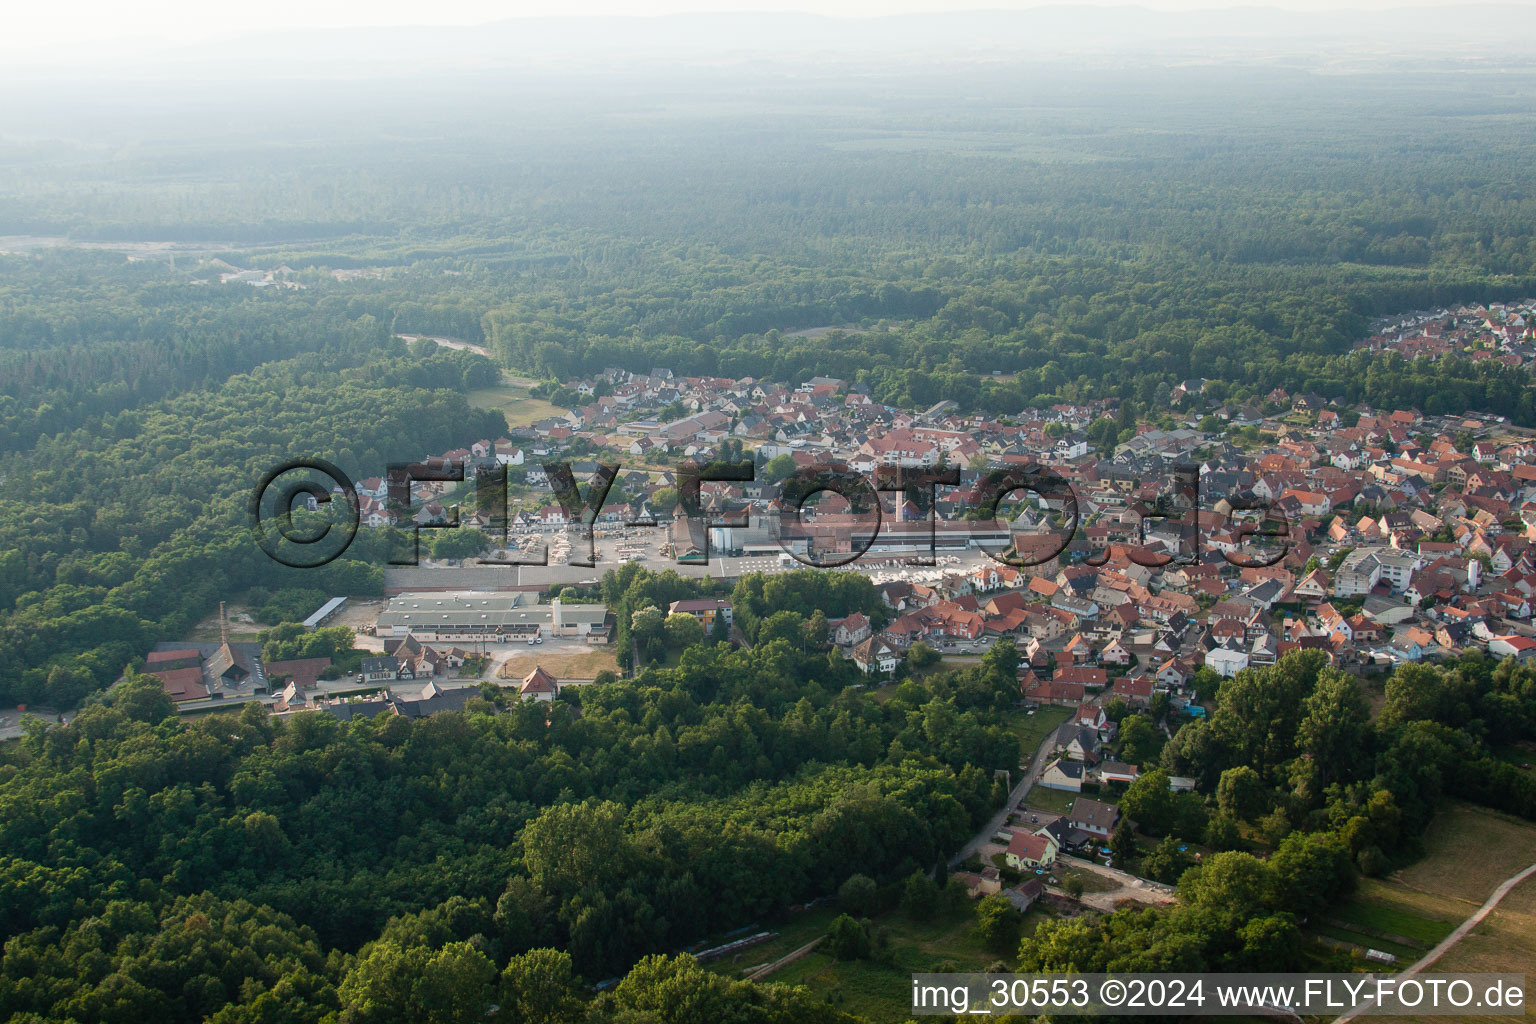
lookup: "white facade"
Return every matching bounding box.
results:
[1205,646,1250,678]
[375,592,606,640]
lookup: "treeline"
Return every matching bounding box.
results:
[8,69,1536,425]
[0,626,1027,1021]
[1161,650,1536,833]
[480,253,1536,422]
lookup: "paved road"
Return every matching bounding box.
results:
[950,721,1060,866]
[1332,861,1536,1024]
[945,696,1180,912]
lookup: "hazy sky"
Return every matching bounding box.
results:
[8,0,1527,59]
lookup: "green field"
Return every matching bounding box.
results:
[1022,784,1079,817]
[1010,704,1072,759]
[1055,865,1118,894]
[1315,802,1536,975]
[735,903,1044,1021]
[1327,891,1456,947]
[1371,875,1536,1024]
[466,380,566,428]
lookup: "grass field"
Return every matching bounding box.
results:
[497,649,619,679]
[1318,801,1536,993]
[1391,802,1536,904]
[1371,875,1536,1024]
[467,380,566,427]
[1328,887,1456,946]
[734,903,1040,1021]
[1367,803,1536,1023]
[1009,704,1072,758]
[1021,785,1079,817]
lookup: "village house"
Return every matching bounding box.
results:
[519,666,559,702]
[1068,797,1121,839]
[1005,829,1058,872]
[1038,759,1085,792]
[852,636,901,674]
[831,612,872,646]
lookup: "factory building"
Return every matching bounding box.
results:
[374,592,612,643]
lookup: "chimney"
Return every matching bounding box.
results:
[220,601,229,646]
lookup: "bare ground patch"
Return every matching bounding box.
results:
[498,649,620,680]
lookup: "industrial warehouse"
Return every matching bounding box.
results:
[372,592,613,643]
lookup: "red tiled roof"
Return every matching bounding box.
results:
[521,666,558,693]
[151,666,208,702]
[1007,831,1053,863]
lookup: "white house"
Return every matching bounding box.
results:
[852,637,900,675]
[519,666,559,702]
[1205,645,1250,678]
[1488,635,1536,662]
[1038,759,1085,792]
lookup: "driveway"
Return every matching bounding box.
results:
[1055,853,1177,910]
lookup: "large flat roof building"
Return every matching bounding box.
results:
[375,592,610,641]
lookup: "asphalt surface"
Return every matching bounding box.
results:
[951,722,1061,866]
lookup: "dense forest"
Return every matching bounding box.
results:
[4,634,1535,1021]
[0,304,503,707]
[0,596,1025,1023]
